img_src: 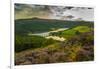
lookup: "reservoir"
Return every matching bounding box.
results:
[28,28,68,41]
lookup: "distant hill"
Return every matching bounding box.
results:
[15,18,93,35]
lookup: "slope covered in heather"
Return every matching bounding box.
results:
[15,25,94,65]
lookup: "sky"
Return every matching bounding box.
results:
[15,4,94,21]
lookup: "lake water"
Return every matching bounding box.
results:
[28,28,68,37]
[28,28,68,41]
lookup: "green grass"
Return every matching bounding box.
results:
[73,26,92,33]
[15,35,58,52]
[50,26,93,39]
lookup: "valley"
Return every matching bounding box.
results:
[15,18,94,65]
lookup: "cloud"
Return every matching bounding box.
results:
[15,3,94,21]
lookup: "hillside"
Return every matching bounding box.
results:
[15,26,94,65]
[15,25,94,65]
[15,18,93,35]
[49,26,93,39]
